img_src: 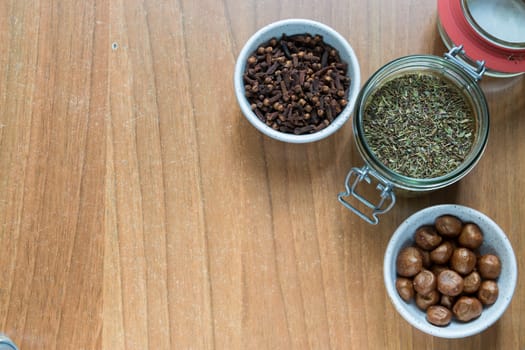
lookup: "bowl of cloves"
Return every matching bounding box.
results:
[234,18,361,143]
[384,204,517,338]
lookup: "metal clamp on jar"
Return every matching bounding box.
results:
[338,46,489,224]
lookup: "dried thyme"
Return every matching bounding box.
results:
[362,73,476,178]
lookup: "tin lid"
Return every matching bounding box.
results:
[464,0,525,49]
[438,0,525,75]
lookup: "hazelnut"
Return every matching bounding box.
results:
[430,241,454,265]
[440,294,456,309]
[396,247,423,277]
[413,270,437,296]
[419,249,432,269]
[478,254,502,279]
[435,215,463,238]
[393,214,503,327]
[463,271,482,294]
[414,226,442,250]
[396,278,414,302]
[450,247,477,275]
[477,280,499,305]
[453,296,483,322]
[437,270,464,296]
[426,305,453,326]
[416,290,440,311]
[458,223,483,250]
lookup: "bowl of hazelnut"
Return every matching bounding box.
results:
[234,19,361,143]
[384,204,517,338]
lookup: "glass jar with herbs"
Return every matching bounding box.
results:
[338,47,489,224]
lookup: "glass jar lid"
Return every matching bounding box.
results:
[438,0,525,76]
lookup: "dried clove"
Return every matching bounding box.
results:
[243,33,351,135]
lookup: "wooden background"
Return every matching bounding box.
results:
[1,0,524,349]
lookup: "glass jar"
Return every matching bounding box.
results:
[438,0,525,77]
[338,47,489,224]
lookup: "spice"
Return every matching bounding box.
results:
[362,72,475,178]
[243,34,350,135]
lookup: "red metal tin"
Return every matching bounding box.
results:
[438,0,525,77]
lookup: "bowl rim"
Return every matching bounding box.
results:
[383,204,518,339]
[233,18,361,143]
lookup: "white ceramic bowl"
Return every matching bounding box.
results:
[384,204,517,338]
[234,19,361,143]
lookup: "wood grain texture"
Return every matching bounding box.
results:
[1,0,524,349]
